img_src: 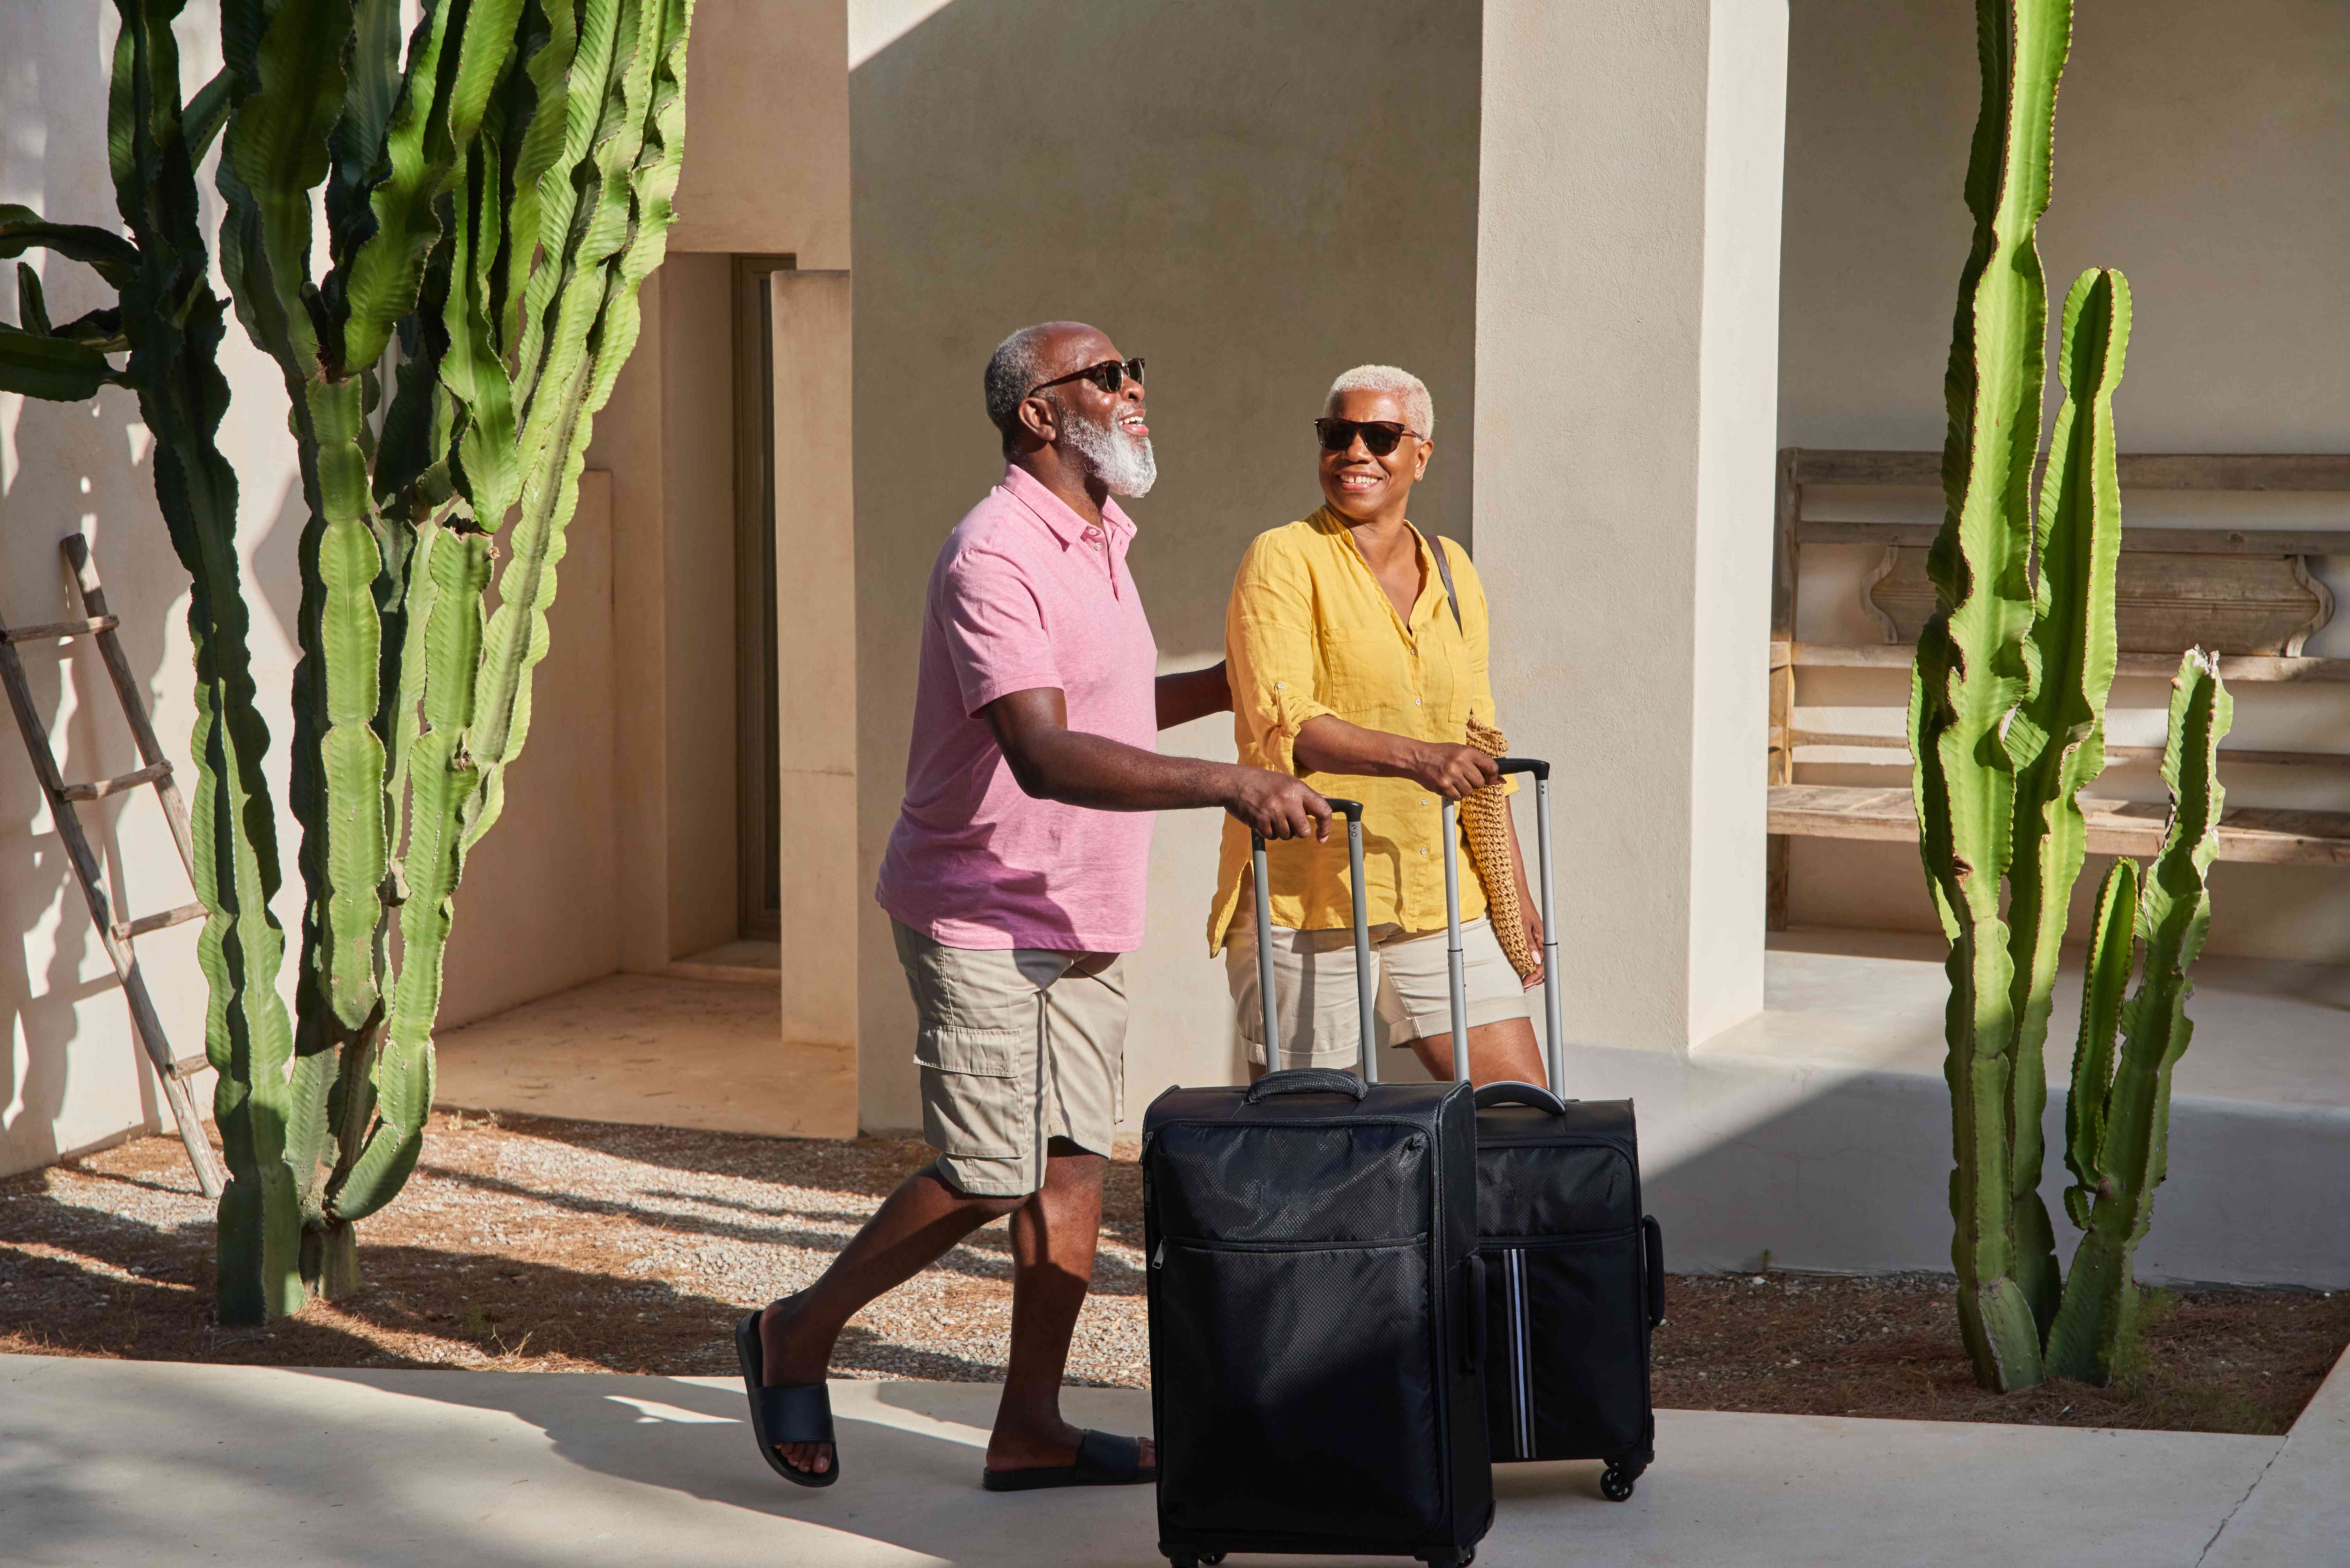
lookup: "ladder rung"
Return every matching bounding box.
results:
[2,614,120,643]
[58,760,171,801]
[115,901,208,941]
[171,1052,212,1080]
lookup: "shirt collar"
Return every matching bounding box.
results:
[1311,505,1445,630]
[1001,463,1137,549]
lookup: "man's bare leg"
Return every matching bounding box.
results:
[761,1163,1025,1475]
[985,1140,1154,1474]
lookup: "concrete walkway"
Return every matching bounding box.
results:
[5,1351,2335,1567]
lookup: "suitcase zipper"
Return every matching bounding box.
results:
[1156,1233,1428,1255]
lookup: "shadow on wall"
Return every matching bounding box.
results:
[0,3,210,1169]
[847,0,1484,1132]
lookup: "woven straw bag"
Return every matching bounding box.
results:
[1463,715,1538,982]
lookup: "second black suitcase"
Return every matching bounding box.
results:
[1144,802,1493,1568]
[1461,761,1666,1498]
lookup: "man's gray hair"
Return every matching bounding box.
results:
[1326,364,1435,440]
[983,324,1059,447]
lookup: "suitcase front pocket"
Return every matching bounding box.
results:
[1482,1228,1649,1461]
[1155,1235,1448,1541]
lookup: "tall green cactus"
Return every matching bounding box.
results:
[207,0,695,1318]
[1917,0,2226,1390]
[1913,0,2081,1391]
[3,0,694,1321]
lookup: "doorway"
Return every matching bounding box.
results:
[732,255,794,940]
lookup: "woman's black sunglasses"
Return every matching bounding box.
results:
[1315,418,1423,457]
[1027,357,1146,397]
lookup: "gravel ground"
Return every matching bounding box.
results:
[4,1111,2343,1435]
[0,1111,1147,1384]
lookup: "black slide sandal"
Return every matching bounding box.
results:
[981,1429,1157,1492]
[735,1310,839,1488]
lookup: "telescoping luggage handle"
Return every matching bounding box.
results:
[1441,757,1563,1092]
[1251,798,1378,1083]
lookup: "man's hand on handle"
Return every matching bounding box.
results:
[1226,769,1333,842]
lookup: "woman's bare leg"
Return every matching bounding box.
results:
[1408,1015,1546,1087]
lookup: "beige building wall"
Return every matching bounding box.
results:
[1474,0,1786,1055]
[847,0,1483,1132]
[591,0,852,996]
[1777,0,2350,962]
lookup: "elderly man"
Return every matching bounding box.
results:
[737,322,1330,1492]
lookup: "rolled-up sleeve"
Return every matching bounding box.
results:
[1227,537,1333,777]
[940,548,1058,715]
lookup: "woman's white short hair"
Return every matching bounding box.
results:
[1326,364,1434,440]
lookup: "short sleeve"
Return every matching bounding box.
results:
[940,548,1062,715]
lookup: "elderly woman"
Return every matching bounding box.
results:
[1209,365,1546,1085]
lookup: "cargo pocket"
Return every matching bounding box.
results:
[1154,1236,1443,1541]
[914,1026,1025,1159]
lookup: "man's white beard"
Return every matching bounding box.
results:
[1063,406,1158,498]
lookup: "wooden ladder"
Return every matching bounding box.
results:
[0,535,225,1197]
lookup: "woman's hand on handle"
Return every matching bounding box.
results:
[1404,741,1501,802]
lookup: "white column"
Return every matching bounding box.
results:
[1475,0,1787,1051]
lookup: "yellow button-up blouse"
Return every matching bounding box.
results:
[1207,508,1512,953]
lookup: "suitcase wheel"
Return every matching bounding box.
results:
[1600,1461,1642,1501]
[1417,1551,1474,1567]
[1160,1553,1222,1567]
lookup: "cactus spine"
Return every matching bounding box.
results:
[3,0,694,1321]
[1918,0,2225,1390]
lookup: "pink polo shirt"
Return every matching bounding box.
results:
[875,465,1161,952]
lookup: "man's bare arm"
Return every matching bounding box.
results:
[1155,661,1232,730]
[983,687,1330,840]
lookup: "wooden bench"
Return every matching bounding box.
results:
[1766,448,2350,929]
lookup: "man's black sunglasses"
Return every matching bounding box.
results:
[1027,357,1146,398]
[1315,418,1423,457]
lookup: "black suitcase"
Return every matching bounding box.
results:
[1144,801,1494,1568]
[1464,761,1665,1498]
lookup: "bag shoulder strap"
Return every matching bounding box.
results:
[1426,530,1464,632]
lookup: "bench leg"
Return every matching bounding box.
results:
[1766,833,1791,931]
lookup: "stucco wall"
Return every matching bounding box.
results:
[848,0,1483,1132]
[1475,0,1785,1057]
[1776,0,2350,962]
